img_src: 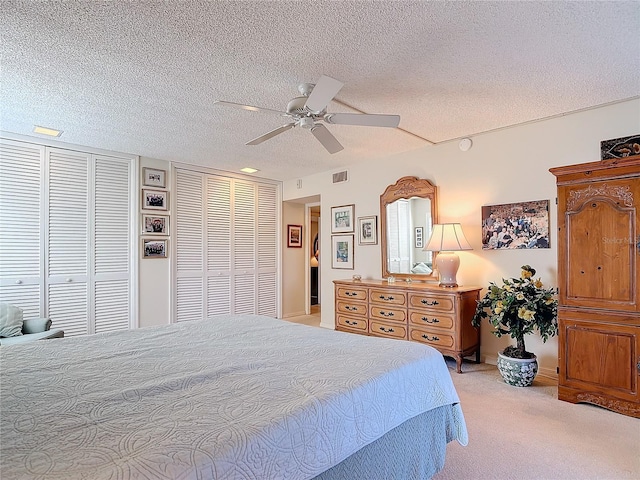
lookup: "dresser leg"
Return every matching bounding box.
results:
[456,356,463,374]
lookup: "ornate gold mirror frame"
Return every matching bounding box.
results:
[380,176,439,282]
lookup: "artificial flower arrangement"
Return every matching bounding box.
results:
[472,265,558,359]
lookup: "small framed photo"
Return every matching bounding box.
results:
[481,199,550,250]
[415,227,424,248]
[358,216,378,245]
[142,238,168,259]
[287,224,302,248]
[142,189,168,211]
[142,214,169,235]
[142,167,167,188]
[331,204,355,233]
[332,234,354,269]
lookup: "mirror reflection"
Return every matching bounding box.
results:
[380,176,438,281]
[386,197,433,274]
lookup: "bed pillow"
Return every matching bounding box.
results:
[0,303,24,338]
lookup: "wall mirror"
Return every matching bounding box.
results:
[380,176,439,282]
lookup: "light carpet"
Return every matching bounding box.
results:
[433,360,639,480]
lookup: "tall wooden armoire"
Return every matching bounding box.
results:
[550,155,640,418]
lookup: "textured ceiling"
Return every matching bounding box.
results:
[1,1,639,181]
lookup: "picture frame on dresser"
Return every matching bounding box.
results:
[142,167,167,188]
[331,235,354,269]
[142,189,169,211]
[331,204,355,233]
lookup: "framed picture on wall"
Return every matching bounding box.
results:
[287,224,302,248]
[142,167,167,188]
[481,199,550,250]
[331,204,355,233]
[331,234,354,269]
[142,238,168,259]
[142,189,169,211]
[415,227,424,248]
[142,214,169,235]
[357,216,378,245]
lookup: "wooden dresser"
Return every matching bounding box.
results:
[551,155,640,418]
[334,279,481,373]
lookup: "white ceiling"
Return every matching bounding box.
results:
[1,1,639,181]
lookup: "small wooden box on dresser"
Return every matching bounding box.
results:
[334,279,481,373]
[551,155,640,418]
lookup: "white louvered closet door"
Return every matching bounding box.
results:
[175,169,205,322]
[93,155,131,333]
[0,139,44,319]
[174,168,279,322]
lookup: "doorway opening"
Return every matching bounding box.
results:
[308,203,321,317]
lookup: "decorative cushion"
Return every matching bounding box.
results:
[0,303,24,338]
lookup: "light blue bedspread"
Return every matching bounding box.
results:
[1,314,467,479]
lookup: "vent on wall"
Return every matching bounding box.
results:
[332,170,349,184]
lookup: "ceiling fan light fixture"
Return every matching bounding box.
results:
[299,116,314,129]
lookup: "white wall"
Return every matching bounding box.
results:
[282,99,640,377]
[281,202,306,317]
[138,157,171,328]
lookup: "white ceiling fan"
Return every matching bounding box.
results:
[215,75,400,154]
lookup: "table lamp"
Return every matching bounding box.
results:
[423,223,472,287]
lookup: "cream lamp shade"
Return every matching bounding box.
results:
[423,223,472,287]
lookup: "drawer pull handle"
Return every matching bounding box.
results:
[380,327,395,333]
[345,291,358,297]
[345,306,358,312]
[422,334,440,341]
[421,317,440,324]
[379,311,394,317]
[345,320,358,326]
[379,295,395,301]
[421,299,439,306]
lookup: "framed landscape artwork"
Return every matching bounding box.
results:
[481,199,550,250]
[331,234,354,269]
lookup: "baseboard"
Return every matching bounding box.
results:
[281,311,306,319]
[481,353,558,383]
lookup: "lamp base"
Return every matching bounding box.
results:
[435,251,460,287]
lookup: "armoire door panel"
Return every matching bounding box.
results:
[560,317,638,401]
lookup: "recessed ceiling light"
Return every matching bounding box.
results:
[240,167,259,174]
[33,125,63,137]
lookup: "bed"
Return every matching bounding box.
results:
[0,314,468,479]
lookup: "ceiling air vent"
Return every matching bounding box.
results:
[332,170,349,184]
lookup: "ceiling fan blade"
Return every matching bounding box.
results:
[304,75,344,113]
[311,124,344,154]
[246,123,295,145]
[215,100,287,116]
[324,112,400,128]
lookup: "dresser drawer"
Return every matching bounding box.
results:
[369,304,407,322]
[408,293,455,312]
[336,285,368,301]
[409,327,455,348]
[370,319,408,339]
[336,300,368,317]
[408,310,455,330]
[370,289,407,306]
[336,314,368,332]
